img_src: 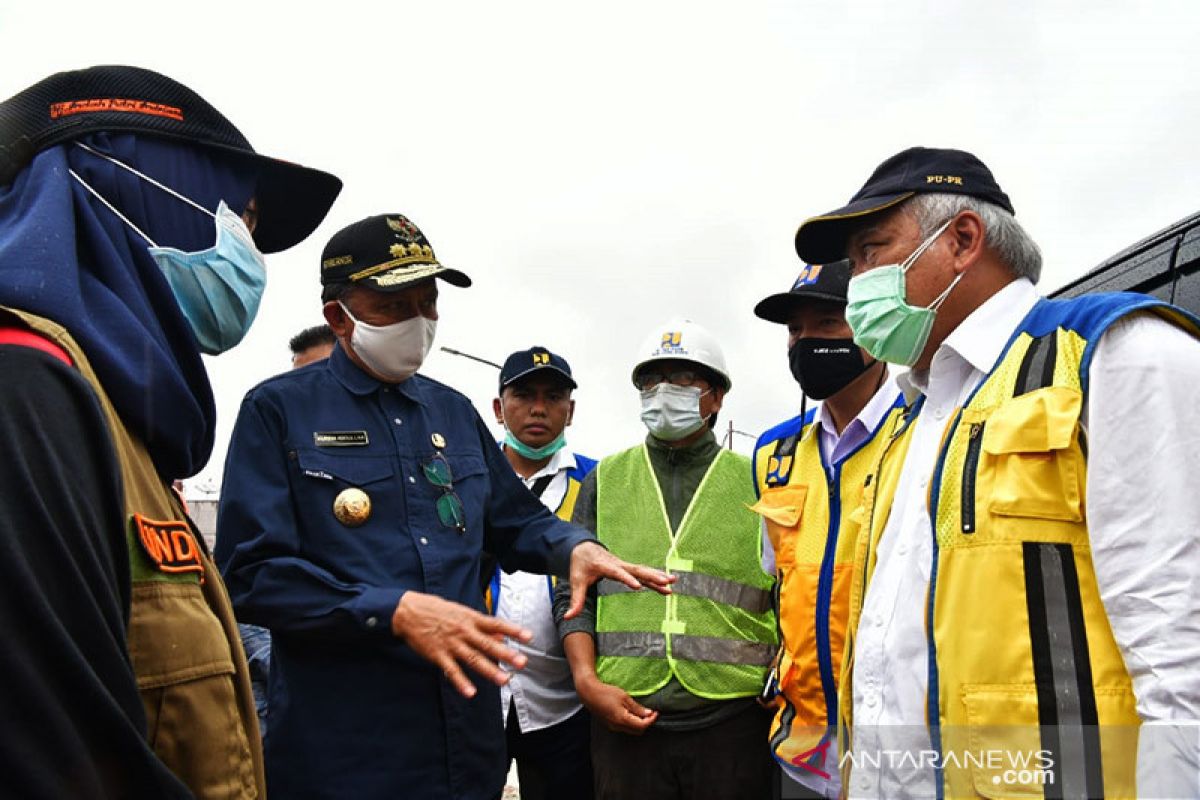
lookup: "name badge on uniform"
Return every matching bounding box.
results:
[314,431,369,447]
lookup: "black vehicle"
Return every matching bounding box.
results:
[1052,210,1200,314]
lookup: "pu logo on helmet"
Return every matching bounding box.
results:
[660,331,684,353]
[532,352,550,365]
[793,264,823,288]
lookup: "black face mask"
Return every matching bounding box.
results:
[788,337,872,400]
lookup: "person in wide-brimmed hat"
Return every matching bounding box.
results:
[0,64,340,798]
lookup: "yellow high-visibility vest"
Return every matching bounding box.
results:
[841,294,1200,798]
[751,397,904,778]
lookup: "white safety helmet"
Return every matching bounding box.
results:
[630,318,732,391]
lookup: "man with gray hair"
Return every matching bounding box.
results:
[795,147,1200,798]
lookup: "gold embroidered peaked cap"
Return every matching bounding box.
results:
[794,147,1014,264]
[320,213,471,291]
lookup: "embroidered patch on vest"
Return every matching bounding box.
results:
[314,431,369,447]
[132,514,204,581]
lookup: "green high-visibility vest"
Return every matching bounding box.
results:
[594,444,777,700]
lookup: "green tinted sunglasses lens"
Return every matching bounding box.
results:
[436,492,466,530]
[423,457,453,487]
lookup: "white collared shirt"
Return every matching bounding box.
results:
[498,447,584,733]
[849,278,1200,798]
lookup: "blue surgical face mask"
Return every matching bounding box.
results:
[69,143,266,355]
[145,201,266,354]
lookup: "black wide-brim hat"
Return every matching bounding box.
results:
[754,259,851,323]
[794,147,1014,264]
[0,65,341,254]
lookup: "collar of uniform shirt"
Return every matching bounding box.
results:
[897,277,1040,403]
[327,341,426,404]
[816,371,899,465]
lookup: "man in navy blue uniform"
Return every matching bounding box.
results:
[215,213,671,800]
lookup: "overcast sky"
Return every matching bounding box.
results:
[3,0,1198,492]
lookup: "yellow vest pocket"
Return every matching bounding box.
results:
[982,388,1084,522]
[959,684,1050,799]
[750,483,808,568]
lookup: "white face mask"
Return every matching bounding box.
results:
[639,383,709,441]
[339,302,436,383]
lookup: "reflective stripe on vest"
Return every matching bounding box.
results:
[598,571,773,615]
[596,631,775,666]
[594,444,776,700]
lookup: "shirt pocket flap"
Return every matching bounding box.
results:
[982,386,1082,455]
[296,449,395,486]
[749,484,808,527]
[442,452,488,481]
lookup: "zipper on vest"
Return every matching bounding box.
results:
[814,466,841,731]
[961,422,984,534]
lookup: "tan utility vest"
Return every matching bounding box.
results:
[8,307,264,799]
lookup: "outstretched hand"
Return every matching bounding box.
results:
[392,591,532,699]
[564,541,675,620]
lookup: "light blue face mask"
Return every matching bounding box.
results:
[70,143,266,355]
[504,428,567,460]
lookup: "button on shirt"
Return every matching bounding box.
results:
[849,278,1200,798]
[499,447,584,733]
[215,344,593,800]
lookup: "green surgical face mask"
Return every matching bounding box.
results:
[504,428,566,460]
[845,217,962,366]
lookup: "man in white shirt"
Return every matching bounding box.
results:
[794,146,1200,798]
[490,346,596,800]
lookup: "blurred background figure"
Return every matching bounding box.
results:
[289,323,336,368]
